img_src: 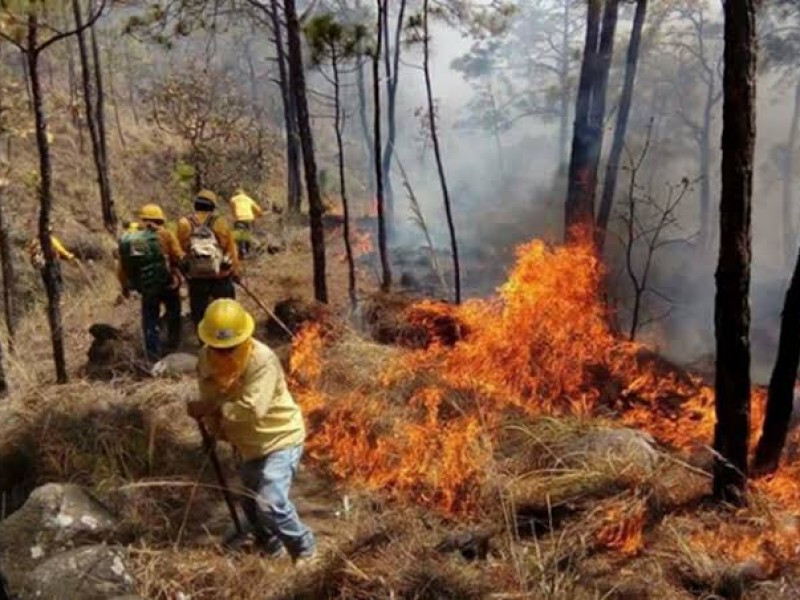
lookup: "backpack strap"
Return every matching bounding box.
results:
[203,213,217,228]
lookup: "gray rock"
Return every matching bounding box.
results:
[561,427,660,478]
[0,484,117,590]
[151,353,198,378]
[22,545,135,600]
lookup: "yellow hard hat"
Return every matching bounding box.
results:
[139,204,165,222]
[198,299,255,349]
[196,189,219,206]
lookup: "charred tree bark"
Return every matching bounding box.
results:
[0,184,16,353]
[380,0,407,238]
[284,0,327,302]
[782,80,800,267]
[27,20,68,384]
[270,0,302,214]
[597,0,647,250]
[423,0,460,304]
[332,53,357,309]
[713,0,757,504]
[374,0,391,292]
[753,246,800,476]
[564,0,602,242]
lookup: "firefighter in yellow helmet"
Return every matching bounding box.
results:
[118,204,185,360]
[177,190,240,326]
[229,188,263,259]
[187,299,317,566]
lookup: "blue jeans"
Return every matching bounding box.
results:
[238,445,315,559]
[141,288,181,361]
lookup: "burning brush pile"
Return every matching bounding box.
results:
[288,236,800,593]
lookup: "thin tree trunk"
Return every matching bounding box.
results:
[28,23,68,384]
[271,0,302,214]
[423,0,460,305]
[558,0,571,168]
[564,0,601,242]
[89,20,116,232]
[20,51,32,110]
[699,81,715,250]
[597,0,647,250]
[0,185,16,354]
[713,0,757,504]
[104,43,126,149]
[357,57,376,203]
[66,37,84,153]
[332,54,356,308]
[752,245,800,476]
[381,0,407,237]
[374,0,391,292]
[284,0,327,302]
[73,0,113,234]
[782,80,800,266]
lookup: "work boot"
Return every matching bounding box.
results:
[293,548,321,569]
[221,522,252,551]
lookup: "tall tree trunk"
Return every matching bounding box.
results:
[284,0,327,302]
[782,80,800,266]
[73,0,114,234]
[713,0,757,504]
[380,0,407,238]
[374,0,391,292]
[357,57,376,204]
[699,80,715,251]
[584,0,619,209]
[0,184,15,354]
[20,51,32,110]
[104,43,126,149]
[271,0,302,214]
[89,20,116,231]
[564,0,601,242]
[423,0,460,304]
[558,0,571,168]
[597,0,647,250]
[332,54,356,308]
[28,24,68,384]
[752,245,800,476]
[66,37,84,153]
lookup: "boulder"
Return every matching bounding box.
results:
[561,428,660,480]
[21,545,135,600]
[0,483,117,590]
[151,353,198,378]
[86,323,141,380]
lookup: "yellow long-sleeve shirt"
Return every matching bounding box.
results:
[176,211,240,277]
[229,193,263,222]
[116,226,185,291]
[28,235,75,264]
[191,340,306,460]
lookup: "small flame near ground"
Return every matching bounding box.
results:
[290,234,800,568]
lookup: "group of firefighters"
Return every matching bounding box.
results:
[28,188,318,567]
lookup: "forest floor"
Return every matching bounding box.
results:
[2,220,800,600]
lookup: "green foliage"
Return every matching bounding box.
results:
[304,12,370,66]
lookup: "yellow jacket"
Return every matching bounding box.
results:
[230,193,263,223]
[176,211,240,277]
[116,226,185,291]
[28,235,75,263]
[192,340,305,460]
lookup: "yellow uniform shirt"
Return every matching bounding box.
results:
[28,235,75,263]
[193,340,305,460]
[230,193,263,223]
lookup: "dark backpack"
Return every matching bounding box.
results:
[118,228,171,296]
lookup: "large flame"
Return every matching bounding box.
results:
[291,236,800,531]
